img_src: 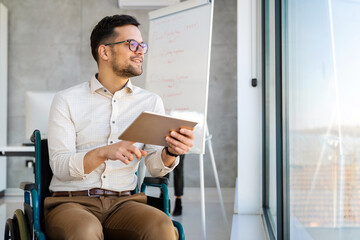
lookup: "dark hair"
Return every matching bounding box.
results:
[90,15,140,62]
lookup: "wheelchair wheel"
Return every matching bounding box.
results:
[4,218,16,240]
[13,209,31,240]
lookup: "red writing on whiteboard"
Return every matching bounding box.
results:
[161,49,185,57]
[160,50,185,64]
[165,30,181,37]
[162,78,175,82]
[164,107,189,113]
[154,19,170,26]
[175,107,190,111]
[185,23,198,30]
[164,30,181,43]
[176,75,188,81]
[167,92,183,97]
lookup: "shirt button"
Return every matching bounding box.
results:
[110,141,113,144]
[113,99,116,103]
[104,89,107,92]
[103,175,106,179]
[112,121,115,124]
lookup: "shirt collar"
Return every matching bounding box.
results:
[90,74,103,93]
[125,80,134,94]
[90,74,134,94]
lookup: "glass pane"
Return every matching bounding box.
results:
[284,0,360,239]
[265,0,277,233]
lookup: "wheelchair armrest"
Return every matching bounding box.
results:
[30,131,37,143]
[143,177,168,185]
[20,182,36,191]
[141,177,171,216]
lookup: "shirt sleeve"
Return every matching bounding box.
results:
[47,93,88,181]
[143,95,179,177]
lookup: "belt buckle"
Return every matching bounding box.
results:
[87,189,100,197]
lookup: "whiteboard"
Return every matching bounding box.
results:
[145,0,213,154]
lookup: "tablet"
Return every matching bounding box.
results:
[118,111,198,146]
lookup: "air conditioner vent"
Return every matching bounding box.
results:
[118,0,180,9]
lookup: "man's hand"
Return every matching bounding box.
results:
[165,128,194,155]
[105,141,147,165]
[84,141,147,174]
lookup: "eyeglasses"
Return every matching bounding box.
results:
[105,39,148,54]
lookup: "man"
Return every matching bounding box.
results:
[45,15,194,240]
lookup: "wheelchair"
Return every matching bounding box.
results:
[4,130,184,240]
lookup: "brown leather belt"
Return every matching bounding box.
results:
[52,188,131,197]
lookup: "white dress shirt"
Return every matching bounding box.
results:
[47,74,179,192]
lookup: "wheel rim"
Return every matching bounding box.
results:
[13,209,30,240]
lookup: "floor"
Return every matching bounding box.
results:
[0,187,235,240]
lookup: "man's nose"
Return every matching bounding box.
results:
[135,47,145,55]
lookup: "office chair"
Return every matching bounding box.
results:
[4,130,184,240]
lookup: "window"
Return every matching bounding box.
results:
[263,0,360,239]
[284,0,360,239]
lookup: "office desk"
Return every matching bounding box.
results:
[0,145,35,195]
[0,145,35,157]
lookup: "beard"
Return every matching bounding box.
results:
[111,52,143,78]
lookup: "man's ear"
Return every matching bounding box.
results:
[98,45,110,61]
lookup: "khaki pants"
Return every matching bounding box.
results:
[44,192,178,240]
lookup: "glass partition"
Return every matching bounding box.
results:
[283,0,360,239]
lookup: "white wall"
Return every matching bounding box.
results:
[237,0,262,214]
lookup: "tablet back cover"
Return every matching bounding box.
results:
[118,111,198,146]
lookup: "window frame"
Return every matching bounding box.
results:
[261,0,276,238]
[262,0,289,239]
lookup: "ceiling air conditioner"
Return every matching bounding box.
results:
[118,0,180,9]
